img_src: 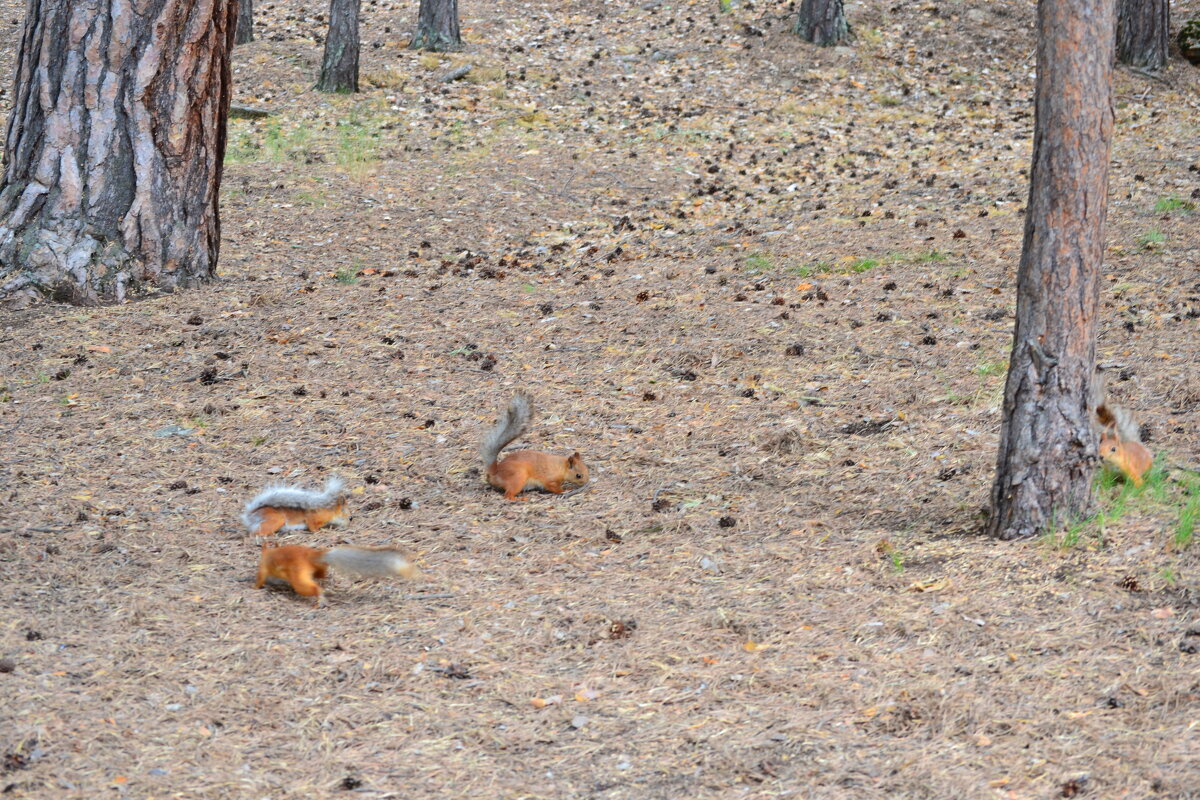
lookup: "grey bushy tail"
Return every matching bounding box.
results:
[321,547,417,579]
[480,393,532,467]
[1092,368,1142,443]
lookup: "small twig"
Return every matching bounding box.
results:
[1121,64,1172,86]
[404,591,455,600]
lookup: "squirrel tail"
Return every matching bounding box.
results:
[322,475,347,501]
[1092,368,1142,443]
[320,547,418,579]
[480,393,532,467]
[1096,401,1142,443]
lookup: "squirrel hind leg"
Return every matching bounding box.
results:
[490,463,527,500]
[252,510,286,541]
[287,564,323,600]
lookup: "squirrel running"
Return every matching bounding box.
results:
[480,393,589,500]
[1094,376,1153,487]
[255,543,417,605]
[241,477,349,541]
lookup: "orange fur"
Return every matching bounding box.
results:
[254,543,415,605]
[1099,434,1153,488]
[250,501,347,542]
[255,545,330,604]
[487,450,589,500]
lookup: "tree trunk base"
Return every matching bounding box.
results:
[794,0,850,46]
[0,0,235,308]
[408,29,461,51]
[0,224,142,308]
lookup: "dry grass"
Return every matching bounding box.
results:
[3,0,1200,798]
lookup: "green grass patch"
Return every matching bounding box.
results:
[787,261,833,278]
[334,117,380,175]
[1173,477,1200,551]
[974,361,1007,377]
[1154,195,1196,214]
[742,252,775,274]
[1138,228,1165,249]
[911,249,948,263]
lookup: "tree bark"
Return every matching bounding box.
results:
[235,0,254,45]
[794,0,849,46]
[0,0,237,308]
[1116,0,1169,70]
[316,0,360,92]
[409,0,461,52]
[988,0,1115,540]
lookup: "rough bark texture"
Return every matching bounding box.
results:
[794,0,849,46]
[409,0,461,52]
[316,0,360,92]
[1116,0,1169,69]
[0,0,237,308]
[235,0,254,45]
[988,0,1115,540]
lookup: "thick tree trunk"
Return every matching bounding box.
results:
[0,0,237,308]
[235,0,254,45]
[988,0,1115,540]
[794,0,849,46]
[316,0,360,92]
[1116,0,1169,69]
[409,0,461,52]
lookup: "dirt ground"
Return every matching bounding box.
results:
[3,1,1200,798]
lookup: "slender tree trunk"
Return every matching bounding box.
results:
[316,0,361,92]
[0,0,237,308]
[794,0,849,46]
[1116,0,1169,69]
[988,0,1115,540]
[235,0,254,45]
[409,0,461,52]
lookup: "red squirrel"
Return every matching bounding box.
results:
[255,543,417,606]
[241,477,349,541]
[480,393,589,500]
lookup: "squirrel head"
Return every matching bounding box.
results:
[567,452,589,485]
[328,498,349,527]
[1098,432,1122,460]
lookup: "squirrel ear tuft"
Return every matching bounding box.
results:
[569,452,581,462]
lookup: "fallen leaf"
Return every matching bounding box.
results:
[531,695,563,709]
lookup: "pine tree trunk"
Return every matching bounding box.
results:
[235,0,254,45]
[1116,0,1169,69]
[794,0,849,46]
[0,0,237,308]
[409,0,461,52]
[988,0,1116,540]
[317,0,360,92]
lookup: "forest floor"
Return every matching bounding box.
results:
[3,1,1200,798]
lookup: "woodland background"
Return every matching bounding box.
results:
[2,0,1200,798]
